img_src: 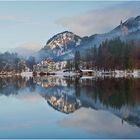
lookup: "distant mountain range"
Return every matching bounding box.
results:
[36,15,140,61]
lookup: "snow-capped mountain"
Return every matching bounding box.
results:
[106,15,140,41]
[46,31,81,50]
[38,31,82,61]
[37,15,140,61]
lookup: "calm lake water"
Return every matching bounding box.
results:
[0,76,140,138]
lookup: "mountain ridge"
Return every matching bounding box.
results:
[37,15,140,61]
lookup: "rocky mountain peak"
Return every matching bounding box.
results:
[44,31,82,50]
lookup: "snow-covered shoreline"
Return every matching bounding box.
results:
[19,69,140,79]
[95,69,140,78]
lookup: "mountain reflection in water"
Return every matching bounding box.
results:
[0,76,140,138]
[33,76,140,127]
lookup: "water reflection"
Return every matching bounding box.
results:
[0,76,36,96]
[0,76,140,138]
[33,76,82,114]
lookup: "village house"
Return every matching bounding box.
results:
[33,59,67,73]
[33,59,56,73]
[55,61,67,71]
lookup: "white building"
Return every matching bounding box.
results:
[33,60,67,73]
[55,61,67,71]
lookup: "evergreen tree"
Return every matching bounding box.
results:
[74,51,81,71]
[26,56,36,71]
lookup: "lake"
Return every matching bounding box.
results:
[0,76,140,138]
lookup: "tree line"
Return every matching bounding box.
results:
[67,37,140,71]
[0,52,36,72]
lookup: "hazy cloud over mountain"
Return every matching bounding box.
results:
[56,2,140,36]
[11,42,42,57]
[59,108,140,138]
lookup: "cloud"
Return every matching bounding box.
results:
[56,2,140,36]
[0,15,39,25]
[0,119,48,131]
[11,42,42,57]
[17,42,42,51]
[16,92,43,103]
[59,107,140,138]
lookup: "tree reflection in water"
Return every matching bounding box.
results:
[0,76,140,128]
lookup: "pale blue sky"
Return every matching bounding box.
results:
[0,1,139,52]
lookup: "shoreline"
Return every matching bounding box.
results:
[0,69,140,78]
[32,69,140,78]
